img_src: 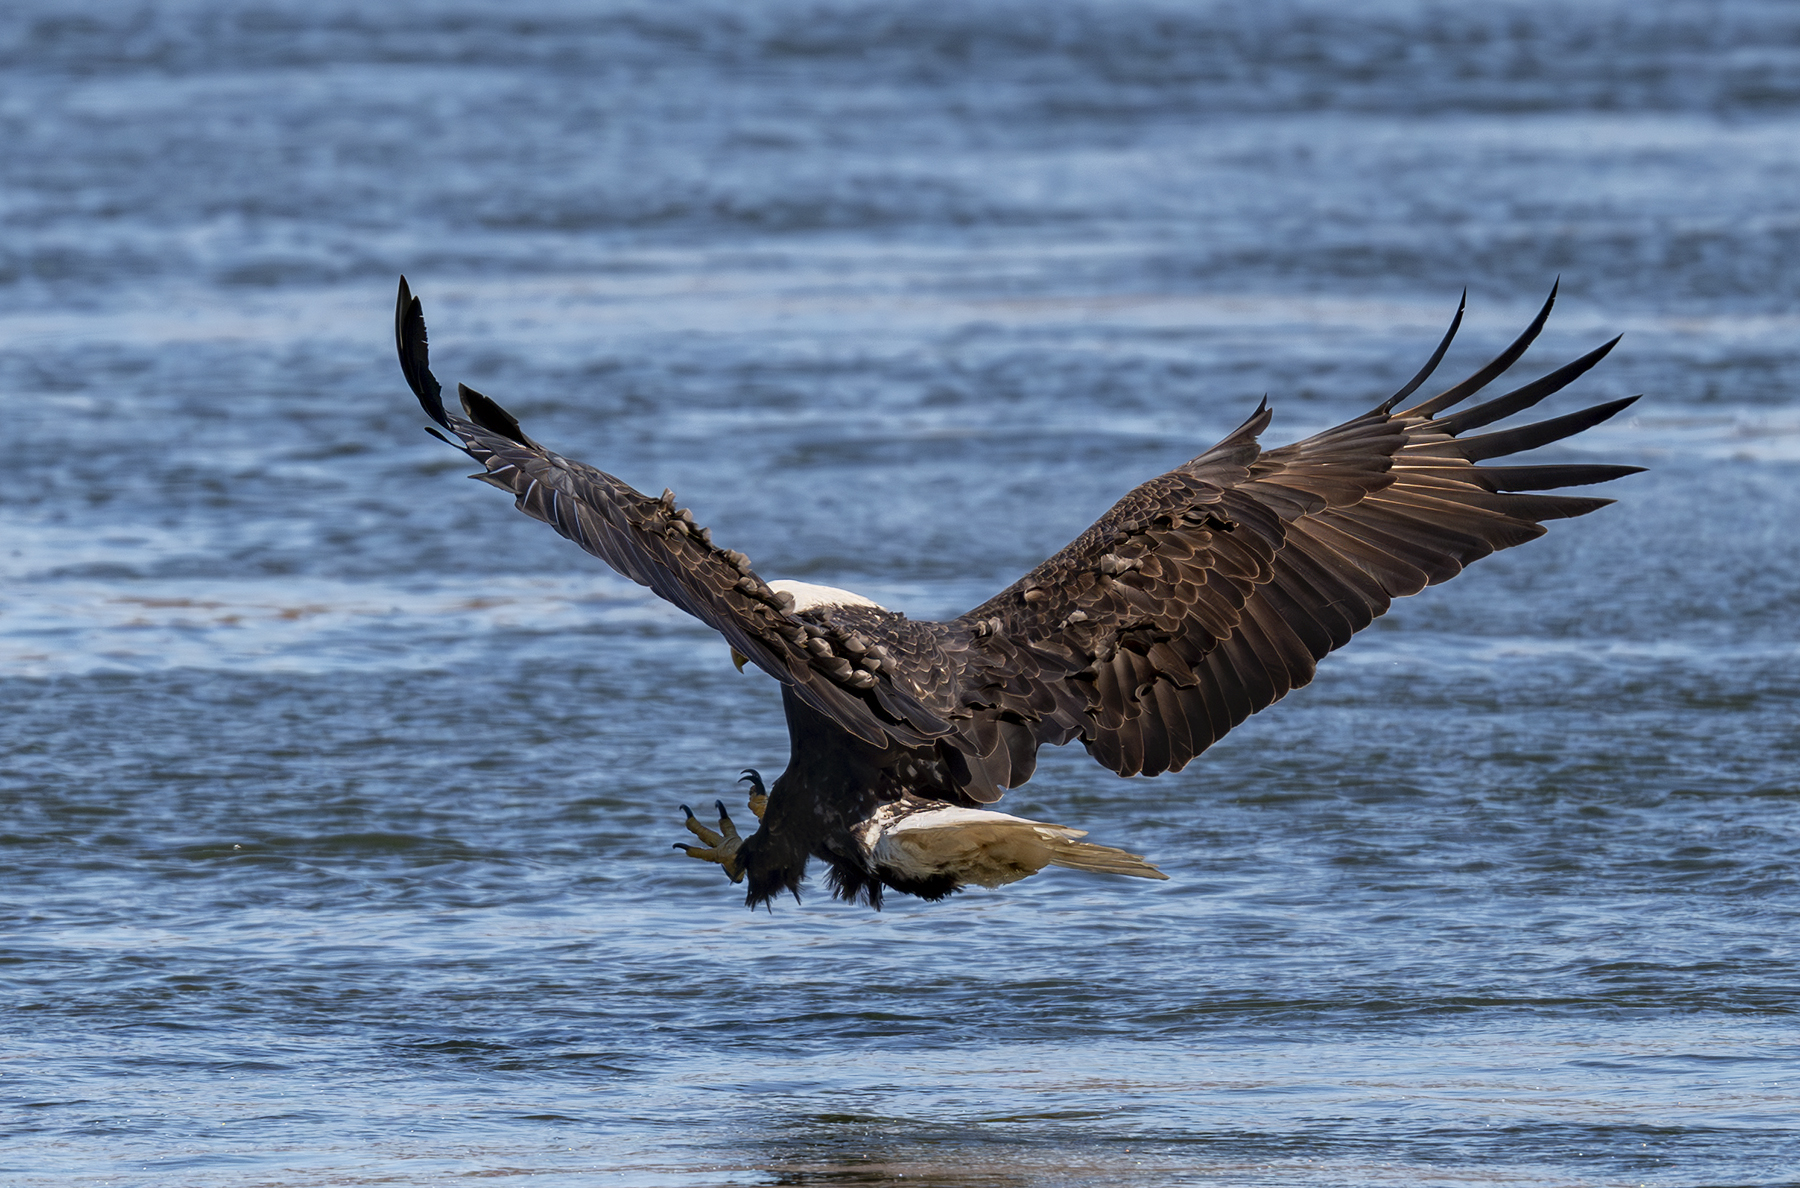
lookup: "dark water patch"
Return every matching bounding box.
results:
[7,0,1800,119]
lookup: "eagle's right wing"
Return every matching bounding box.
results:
[395,279,954,751]
[947,287,1643,784]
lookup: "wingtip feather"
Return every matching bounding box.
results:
[1430,334,1625,438]
[457,382,532,447]
[1381,289,1467,412]
[395,276,451,430]
[1456,395,1640,463]
[1399,282,1561,420]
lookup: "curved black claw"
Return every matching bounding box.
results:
[738,771,769,821]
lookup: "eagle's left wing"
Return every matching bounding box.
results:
[938,288,1642,787]
[395,279,954,751]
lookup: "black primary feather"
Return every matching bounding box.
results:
[1402,279,1559,420]
[395,276,449,430]
[1380,289,1465,412]
[457,382,533,447]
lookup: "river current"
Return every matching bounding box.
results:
[3,2,1799,1185]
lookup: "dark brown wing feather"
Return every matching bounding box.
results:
[952,286,1643,780]
[394,278,954,751]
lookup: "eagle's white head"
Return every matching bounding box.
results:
[765,580,886,613]
[729,581,887,673]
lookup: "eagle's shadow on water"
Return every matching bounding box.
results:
[724,1110,1709,1187]
[757,1168,1030,1188]
[734,1114,1145,1188]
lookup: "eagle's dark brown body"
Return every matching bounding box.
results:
[746,685,966,908]
[396,279,1641,910]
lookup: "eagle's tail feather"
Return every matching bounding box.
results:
[866,804,1168,890]
[1040,831,1169,880]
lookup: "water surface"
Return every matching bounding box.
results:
[3,2,1799,1185]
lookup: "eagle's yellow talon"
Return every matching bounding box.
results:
[681,804,724,847]
[673,797,745,883]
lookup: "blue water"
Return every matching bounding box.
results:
[4,2,1800,1184]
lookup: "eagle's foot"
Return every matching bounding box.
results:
[740,768,768,821]
[672,772,771,884]
[674,800,746,883]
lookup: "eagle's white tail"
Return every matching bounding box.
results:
[860,804,1168,889]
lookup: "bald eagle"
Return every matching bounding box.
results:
[395,279,1639,909]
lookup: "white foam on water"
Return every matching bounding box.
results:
[0,573,680,677]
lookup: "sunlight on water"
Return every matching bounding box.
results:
[0,574,669,676]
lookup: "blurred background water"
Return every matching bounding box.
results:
[3,1,1799,1185]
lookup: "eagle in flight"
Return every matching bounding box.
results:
[396,279,1638,910]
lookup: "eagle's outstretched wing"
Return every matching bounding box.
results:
[398,278,1639,805]
[395,278,955,750]
[944,284,1643,784]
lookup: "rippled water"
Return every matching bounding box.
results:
[4,2,1799,1185]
